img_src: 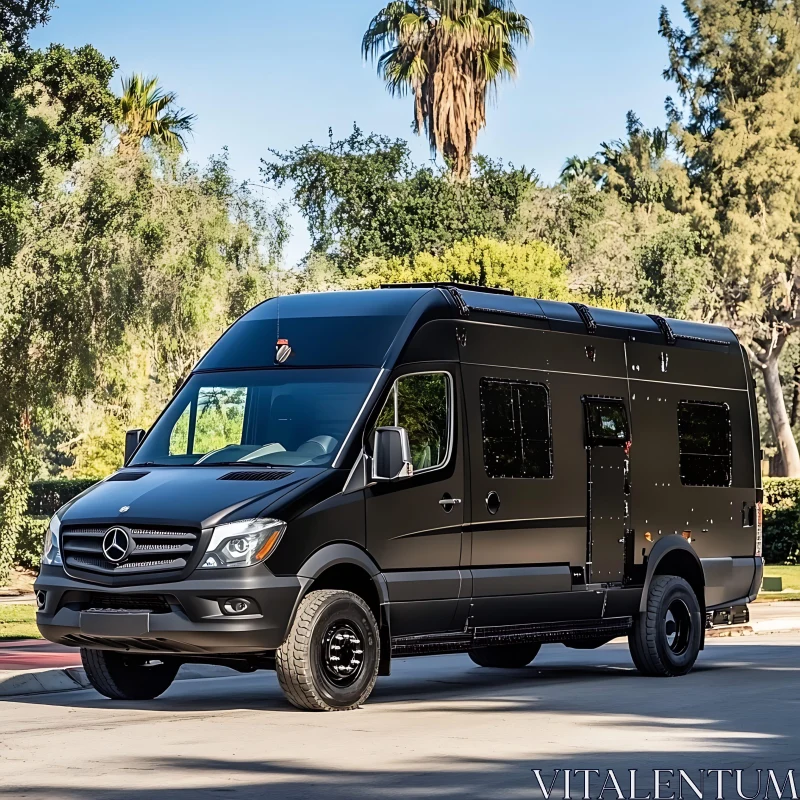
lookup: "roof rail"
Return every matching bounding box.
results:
[380,282,513,296]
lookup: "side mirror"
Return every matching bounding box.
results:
[372,427,413,482]
[124,428,145,464]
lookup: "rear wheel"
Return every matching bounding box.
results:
[275,589,379,711]
[468,642,541,668]
[81,649,179,700]
[629,574,702,677]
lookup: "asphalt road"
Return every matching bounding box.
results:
[0,634,798,800]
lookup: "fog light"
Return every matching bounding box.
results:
[35,591,46,611]
[221,597,253,615]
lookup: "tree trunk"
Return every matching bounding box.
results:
[763,354,800,477]
[792,362,800,427]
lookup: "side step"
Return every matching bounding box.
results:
[706,604,749,629]
[391,616,633,658]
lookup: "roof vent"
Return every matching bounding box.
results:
[107,471,150,482]
[218,470,294,482]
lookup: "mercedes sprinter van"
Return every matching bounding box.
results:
[35,285,763,710]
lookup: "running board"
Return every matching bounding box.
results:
[391,616,633,657]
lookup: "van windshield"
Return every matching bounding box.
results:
[130,368,379,468]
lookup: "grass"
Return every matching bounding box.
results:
[757,565,800,602]
[0,604,40,640]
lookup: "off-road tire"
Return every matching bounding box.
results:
[275,589,379,711]
[81,648,179,700]
[468,642,541,668]
[629,574,702,677]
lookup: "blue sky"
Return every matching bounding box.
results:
[32,1,687,264]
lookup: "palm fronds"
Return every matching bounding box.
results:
[118,74,196,153]
[363,0,532,180]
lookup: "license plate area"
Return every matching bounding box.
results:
[80,611,150,637]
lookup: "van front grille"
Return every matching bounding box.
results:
[61,524,200,578]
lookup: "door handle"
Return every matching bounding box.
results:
[439,498,462,506]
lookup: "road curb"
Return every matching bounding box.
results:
[0,663,237,699]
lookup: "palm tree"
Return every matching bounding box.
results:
[597,111,674,212]
[363,1,532,180]
[559,155,602,186]
[118,74,196,153]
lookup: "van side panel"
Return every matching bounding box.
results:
[625,339,758,609]
[625,341,756,563]
[460,323,630,626]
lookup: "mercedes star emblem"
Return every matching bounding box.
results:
[102,527,131,564]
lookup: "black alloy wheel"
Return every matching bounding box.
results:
[319,620,366,687]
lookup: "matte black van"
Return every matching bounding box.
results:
[35,285,763,711]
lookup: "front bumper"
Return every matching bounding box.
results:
[34,565,302,656]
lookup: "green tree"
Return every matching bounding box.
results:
[118,74,195,153]
[0,2,117,267]
[32,148,288,482]
[327,236,570,300]
[0,5,118,582]
[661,0,800,475]
[559,155,602,187]
[597,111,680,214]
[362,0,532,179]
[262,126,536,271]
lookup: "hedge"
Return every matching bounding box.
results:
[7,480,99,572]
[25,479,99,517]
[763,478,800,565]
[15,515,49,571]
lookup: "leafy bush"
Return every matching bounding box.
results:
[763,478,800,564]
[14,515,49,571]
[26,479,99,517]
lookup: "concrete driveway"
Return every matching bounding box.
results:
[0,633,798,799]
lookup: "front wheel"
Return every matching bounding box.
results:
[628,575,702,677]
[468,642,541,668]
[275,589,379,711]
[81,649,179,700]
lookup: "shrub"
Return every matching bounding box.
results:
[763,478,800,564]
[14,516,49,572]
[25,479,99,517]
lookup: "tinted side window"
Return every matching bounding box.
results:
[480,379,552,479]
[585,400,629,446]
[677,401,732,487]
[376,373,451,471]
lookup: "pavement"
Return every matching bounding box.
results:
[0,633,799,799]
[0,593,35,605]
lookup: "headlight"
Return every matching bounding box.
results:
[42,515,62,567]
[199,518,286,569]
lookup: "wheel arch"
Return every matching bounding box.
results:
[287,543,391,675]
[640,536,705,615]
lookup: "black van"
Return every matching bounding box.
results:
[35,285,763,711]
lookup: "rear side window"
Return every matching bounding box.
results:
[677,401,732,487]
[480,378,552,479]
[584,399,629,446]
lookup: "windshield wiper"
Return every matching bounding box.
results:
[194,461,284,468]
